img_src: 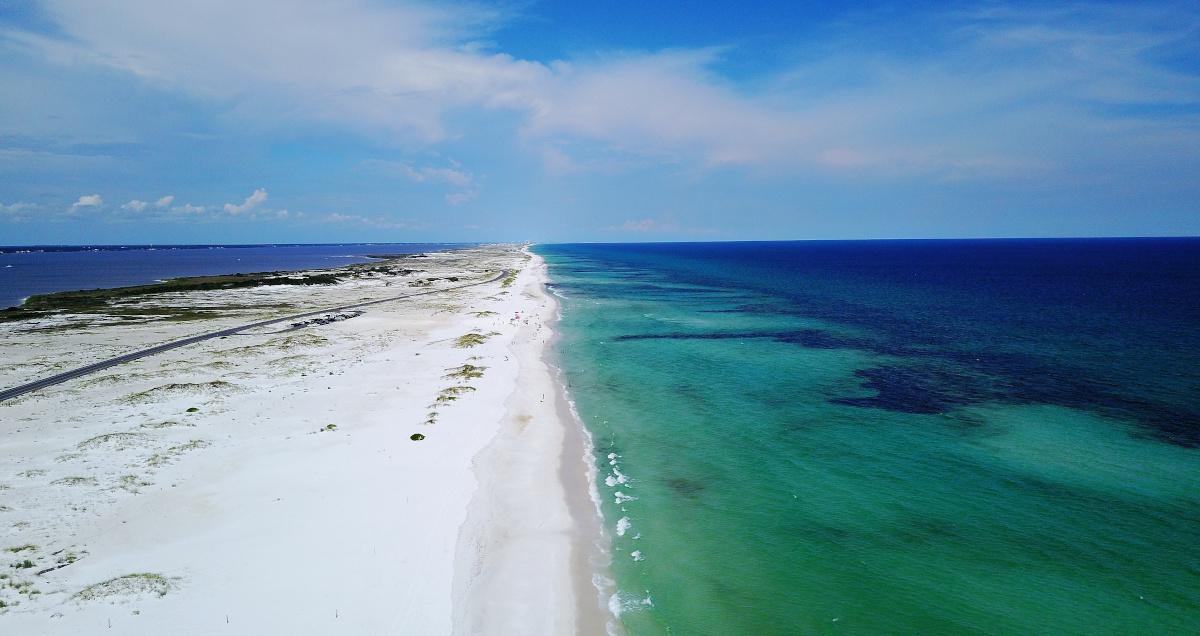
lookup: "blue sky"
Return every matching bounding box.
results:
[0,0,1197,244]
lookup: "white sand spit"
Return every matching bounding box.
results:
[0,245,606,634]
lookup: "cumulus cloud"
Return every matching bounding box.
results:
[118,195,176,214]
[174,203,205,214]
[223,188,268,214]
[70,194,103,210]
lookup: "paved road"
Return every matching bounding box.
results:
[0,269,511,404]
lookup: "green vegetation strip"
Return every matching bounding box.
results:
[1,271,343,322]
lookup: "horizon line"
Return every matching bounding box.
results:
[2,235,1199,249]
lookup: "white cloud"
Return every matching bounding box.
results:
[620,219,657,232]
[323,212,413,229]
[223,188,268,214]
[539,145,577,175]
[71,194,103,210]
[410,165,473,187]
[445,191,477,206]
[1,201,36,217]
[94,196,174,215]
[173,203,205,214]
[363,158,480,204]
[610,216,718,236]
[21,0,541,142]
[364,159,474,187]
[5,1,1197,185]
[524,50,809,168]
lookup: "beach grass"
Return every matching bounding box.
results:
[444,364,486,380]
[453,332,490,348]
[73,573,176,601]
[146,439,211,467]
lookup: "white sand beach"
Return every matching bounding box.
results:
[0,245,606,634]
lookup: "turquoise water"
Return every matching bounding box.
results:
[538,240,1200,635]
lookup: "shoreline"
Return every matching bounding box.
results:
[551,344,624,636]
[540,251,623,635]
[544,282,624,636]
[451,248,615,634]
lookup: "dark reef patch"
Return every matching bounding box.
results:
[613,329,871,350]
[832,361,1200,448]
[666,477,706,499]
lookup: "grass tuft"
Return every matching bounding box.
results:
[146,439,211,467]
[119,475,153,493]
[444,364,486,381]
[453,332,490,348]
[51,476,98,487]
[77,432,147,451]
[73,573,177,601]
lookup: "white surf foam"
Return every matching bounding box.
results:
[615,517,631,537]
[607,591,655,618]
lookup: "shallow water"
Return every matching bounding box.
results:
[539,239,1200,635]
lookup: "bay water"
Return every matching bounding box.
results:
[0,243,462,308]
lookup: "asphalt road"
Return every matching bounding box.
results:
[0,269,511,404]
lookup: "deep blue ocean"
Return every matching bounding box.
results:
[0,243,461,308]
[539,238,1200,635]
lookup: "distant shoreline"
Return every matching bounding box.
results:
[0,243,472,310]
[0,242,480,254]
